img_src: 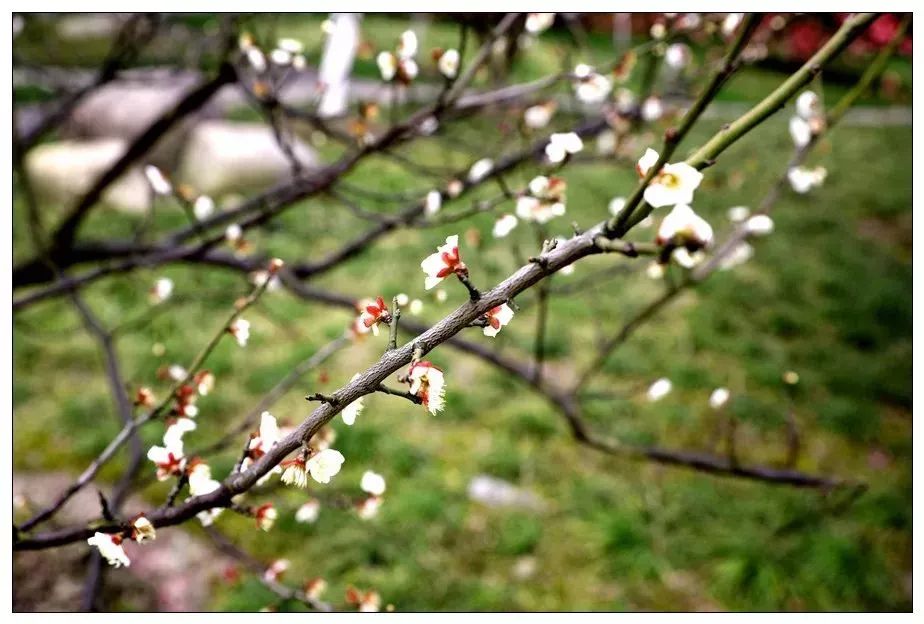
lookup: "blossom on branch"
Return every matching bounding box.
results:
[421,234,467,290]
[467,158,494,183]
[435,48,460,79]
[787,166,827,194]
[637,148,704,208]
[483,303,515,338]
[745,214,774,236]
[228,318,251,347]
[408,361,446,415]
[147,436,185,482]
[87,533,130,568]
[359,296,391,336]
[131,516,156,543]
[341,373,365,426]
[656,204,714,250]
[306,448,346,484]
[280,456,310,488]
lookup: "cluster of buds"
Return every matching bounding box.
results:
[270,38,307,70]
[516,175,567,225]
[787,165,828,194]
[377,30,419,84]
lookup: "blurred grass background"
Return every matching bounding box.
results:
[13,13,911,611]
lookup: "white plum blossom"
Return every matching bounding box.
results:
[665,43,691,69]
[270,48,293,65]
[796,91,821,120]
[437,48,460,79]
[132,516,156,543]
[149,277,174,304]
[727,205,751,223]
[718,241,754,270]
[193,195,215,220]
[281,457,310,488]
[225,223,243,244]
[525,13,555,34]
[467,158,494,183]
[357,496,383,520]
[545,132,583,164]
[573,65,612,104]
[722,13,744,37]
[420,234,466,290]
[163,417,196,451]
[656,204,714,249]
[483,303,515,338]
[295,499,321,524]
[641,96,665,122]
[341,373,365,426]
[789,116,812,148]
[186,462,223,526]
[245,47,267,73]
[358,296,390,336]
[672,247,706,269]
[408,361,446,415]
[397,30,417,59]
[277,38,303,54]
[745,214,774,236]
[229,318,251,347]
[263,559,290,582]
[360,470,387,496]
[516,176,566,224]
[493,214,518,238]
[87,533,130,568]
[376,51,397,81]
[425,190,442,216]
[637,149,704,208]
[524,102,555,129]
[636,148,660,177]
[144,165,172,195]
[709,387,731,409]
[147,436,185,481]
[250,411,280,457]
[647,378,673,402]
[306,449,346,484]
[255,503,277,531]
[787,166,827,194]
[608,196,627,217]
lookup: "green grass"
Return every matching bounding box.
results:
[12,16,912,613]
